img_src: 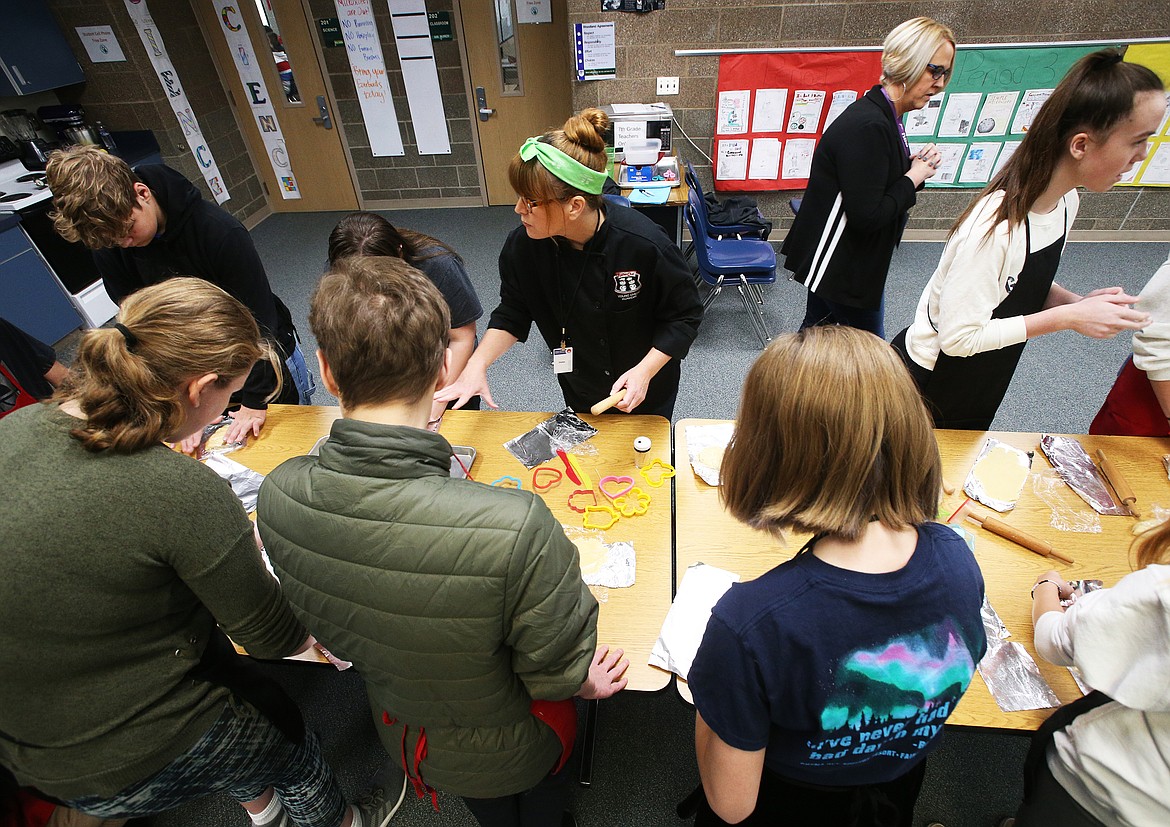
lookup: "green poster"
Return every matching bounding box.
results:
[909,45,1105,188]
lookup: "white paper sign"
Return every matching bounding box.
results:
[992,140,1021,178]
[336,0,404,156]
[933,143,966,184]
[716,139,749,180]
[751,88,788,133]
[519,0,552,23]
[76,25,126,63]
[613,120,646,149]
[938,93,983,138]
[974,91,1020,137]
[905,93,944,137]
[959,142,1002,184]
[387,0,450,155]
[122,1,229,204]
[574,22,616,80]
[211,1,300,199]
[717,90,750,135]
[747,138,781,180]
[822,90,857,132]
[1137,142,1170,185]
[787,90,826,133]
[1011,89,1053,134]
[782,138,815,178]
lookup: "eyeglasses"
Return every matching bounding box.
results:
[925,63,952,82]
[517,196,548,214]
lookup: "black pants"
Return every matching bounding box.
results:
[1012,753,1105,827]
[461,766,570,827]
[691,759,928,827]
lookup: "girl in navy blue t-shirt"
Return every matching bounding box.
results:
[688,326,987,827]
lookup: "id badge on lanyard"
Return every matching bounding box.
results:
[552,346,573,375]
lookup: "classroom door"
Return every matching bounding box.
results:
[460,0,572,205]
[192,0,359,212]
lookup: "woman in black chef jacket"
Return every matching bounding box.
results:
[435,108,703,418]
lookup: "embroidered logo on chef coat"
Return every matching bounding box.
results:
[613,270,642,300]
[1005,274,1017,293]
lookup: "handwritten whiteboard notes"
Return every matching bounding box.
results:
[335,0,404,156]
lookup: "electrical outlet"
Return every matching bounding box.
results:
[656,76,679,96]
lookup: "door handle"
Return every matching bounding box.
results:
[475,86,494,122]
[311,95,333,130]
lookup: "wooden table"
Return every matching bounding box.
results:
[232,404,674,693]
[673,418,1169,731]
[621,174,688,246]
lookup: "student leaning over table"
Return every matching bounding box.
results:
[1004,521,1170,827]
[0,280,394,827]
[257,255,627,827]
[684,326,987,827]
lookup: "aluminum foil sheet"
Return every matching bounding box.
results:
[203,452,265,513]
[1040,434,1126,516]
[504,409,598,468]
[685,422,734,486]
[976,596,1060,712]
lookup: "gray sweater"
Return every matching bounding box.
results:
[0,404,305,798]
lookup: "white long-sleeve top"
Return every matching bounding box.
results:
[1133,255,1170,381]
[1033,564,1170,827]
[904,188,1078,370]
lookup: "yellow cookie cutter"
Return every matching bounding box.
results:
[613,486,651,517]
[639,458,676,488]
[582,503,619,531]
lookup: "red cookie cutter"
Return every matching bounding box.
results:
[532,467,563,492]
[567,488,598,513]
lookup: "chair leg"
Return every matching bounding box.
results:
[737,277,771,347]
[702,275,725,310]
[747,283,765,305]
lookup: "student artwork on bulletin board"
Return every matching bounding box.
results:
[714,51,882,191]
[714,43,1170,191]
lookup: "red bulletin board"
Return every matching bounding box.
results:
[714,51,883,191]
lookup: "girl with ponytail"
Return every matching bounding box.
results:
[893,49,1165,430]
[0,279,383,827]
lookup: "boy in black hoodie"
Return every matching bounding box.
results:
[45,146,313,447]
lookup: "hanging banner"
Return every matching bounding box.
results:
[122,0,229,203]
[213,2,301,199]
[335,0,404,156]
[387,0,450,155]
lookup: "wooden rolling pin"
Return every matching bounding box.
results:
[590,389,626,415]
[957,501,1075,566]
[1096,449,1139,517]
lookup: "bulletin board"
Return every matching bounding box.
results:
[714,43,1170,191]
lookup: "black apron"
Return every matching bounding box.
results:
[919,210,1066,430]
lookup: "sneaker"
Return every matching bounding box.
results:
[355,771,407,827]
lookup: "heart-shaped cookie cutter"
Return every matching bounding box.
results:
[599,475,635,500]
[532,466,563,492]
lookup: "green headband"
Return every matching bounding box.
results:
[519,137,608,196]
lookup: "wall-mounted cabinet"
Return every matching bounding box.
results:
[0,1,84,96]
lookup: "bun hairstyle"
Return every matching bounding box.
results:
[720,326,941,541]
[508,107,611,209]
[326,211,461,268]
[60,278,276,453]
[953,48,1164,238]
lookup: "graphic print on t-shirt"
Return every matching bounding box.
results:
[805,619,975,766]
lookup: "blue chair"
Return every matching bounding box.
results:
[602,193,631,209]
[684,161,770,243]
[685,187,776,347]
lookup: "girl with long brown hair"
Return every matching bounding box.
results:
[892,50,1164,430]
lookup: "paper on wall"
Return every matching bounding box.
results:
[1011,89,1053,134]
[822,89,857,132]
[751,88,788,133]
[787,90,826,133]
[1137,142,1170,185]
[388,0,450,155]
[76,25,127,63]
[973,91,1019,137]
[958,142,1002,184]
[336,0,405,156]
[938,92,982,137]
[717,90,750,135]
[716,140,749,180]
[747,138,781,180]
[932,143,966,184]
[782,138,815,179]
[904,93,944,137]
[574,22,616,80]
[1120,141,1154,184]
[991,140,1021,177]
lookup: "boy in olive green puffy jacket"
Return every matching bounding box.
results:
[258,255,628,827]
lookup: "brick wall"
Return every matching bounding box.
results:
[567,0,1170,236]
[48,0,267,221]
